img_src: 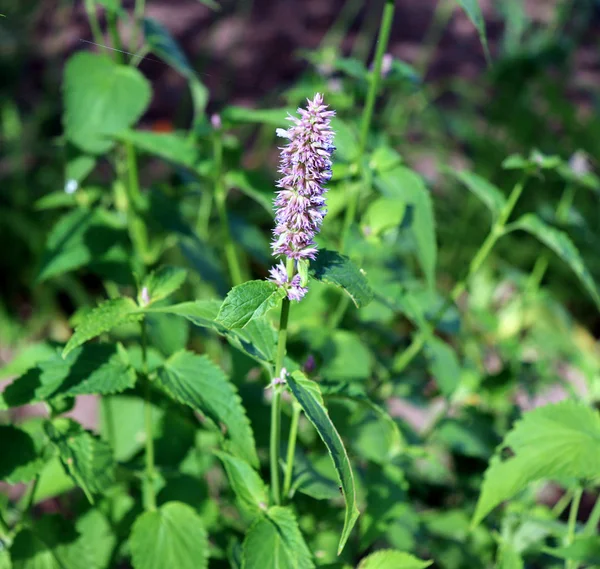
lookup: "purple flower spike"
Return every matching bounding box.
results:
[272,93,335,261]
[267,94,335,302]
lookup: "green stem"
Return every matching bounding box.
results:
[341,0,395,252]
[125,141,141,205]
[566,486,583,569]
[0,509,10,539]
[24,476,40,517]
[105,2,123,63]
[395,178,527,374]
[584,490,600,536]
[131,0,146,56]
[141,319,156,511]
[282,402,301,501]
[552,489,574,519]
[83,0,106,54]
[213,131,243,286]
[270,267,292,506]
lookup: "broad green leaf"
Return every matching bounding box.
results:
[130,502,208,569]
[38,209,131,282]
[216,280,286,329]
[0,424,48,483]
[76,509,115,569]
[63,52,151,154]
[357,550,432,569]
[376,167,437,292]
[225,170,273,214]
[118,130,199,169]
[287,371,359,554]
[330,117,358,163]
[310,250,374,308]
[10,516,94,569]
[63,298,143,357]
[45,418,115,503]
[214,451,268,516]
[156,350,258,466]
[362,197,406,236]
[506,214,600,309]
[288,450,341,500]
[221,106,294,126]
[545,536,600,565]
[2,344,136,408]
[66,155,96,183]
[453,0,491,64]
[451,170,506,220]
[140,266,187,306]
[242,507,314,569]
[424,337,461,398]
[318,330,373,381]
[473,401,600,526]
[0,342,55,380]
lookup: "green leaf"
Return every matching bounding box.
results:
[2,344,136,408]
[63,52,151,154]
[214,451,268,516]
[357,550,432,569]
[507,214,600,309]
[225,170,274,214]
[156,350,258,466]
[424,337,461,398]
[451,170,506,220]
[545,536,600,565]
[63,298,143,357]
[330,117,359,163]
[118,130,199,169]
[0,343,56,380]
[288,451,341,500]
[221,106,294,126]
[242,507,314,569]
[130,502,208,569]
[362,197,406,236]
[216,280,286,329]
[140,266,187,306]
[45,418,115,503]
[473,401,600,526]
[10,516,94,569]
[453,0,491,64]
[310,250,374,308]
[0,424,48,483]
[376,167,437,292]
[286,371,359,554]
[38,209,131,282]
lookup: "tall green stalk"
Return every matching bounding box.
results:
[282,402,301,500]
[270,259,294,505]
[565,486,583,569]
[83,0,106,54]
[141,319,156,511]
[394,178,527,374]
[131,0,146,56]
[213,128,244,286]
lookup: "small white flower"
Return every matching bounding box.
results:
[64,179,78,194]
[140,286,150,307]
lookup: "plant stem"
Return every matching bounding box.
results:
[105,2,123,63]
[394,178,527,374]
[584,490,600,536]
[131,0,146,57]
[83,0,106,54]
[527,182,576,294]
[565,486,583,569]
[0,509,10,539]
[141,319,156,511]
[341,0,395,252]
[270,262,292,506]
[213,130,243,286]
[282,402,301,501]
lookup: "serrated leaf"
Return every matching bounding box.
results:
[357,550,432,569]
[453,0,491,64]
[2,344,136,408]
[451,170,506,220]
[10,516,95,569]
[130,502,208,569]
[45,418,115,503]
[63,298,143,357]
[507,214,600,309]
[38,209,131,282]
[242,507,314,569]
[0,425,47,484]
[156,350,258,466]
[63,52,151,154]
[286,371,359,554]
[473,401,600,526]
[118,130,199,168]
[215,451,268,516]
[140,266,187,306]
[376,167,437,292]
[310,250,374,308]
[216,280,286,329]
